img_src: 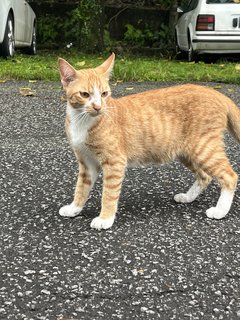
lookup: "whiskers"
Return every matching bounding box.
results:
[70,104,116,125]
[101,106,116,120]
[83,104,116,121]
[71,109,90,126]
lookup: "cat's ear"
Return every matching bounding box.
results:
[96,53,115,79]
[58,58,77,88]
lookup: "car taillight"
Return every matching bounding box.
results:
[196,15,215,31]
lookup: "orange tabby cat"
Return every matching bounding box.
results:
[58,53,240,230]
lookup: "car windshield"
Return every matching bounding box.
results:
[207,0,240,3]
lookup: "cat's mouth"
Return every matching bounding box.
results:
[89,109,102,117]
[86,104,103,117]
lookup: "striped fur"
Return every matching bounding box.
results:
[58,53,240,229]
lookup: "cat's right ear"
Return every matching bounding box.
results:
[58,58,76,88]
[95,53,115,79]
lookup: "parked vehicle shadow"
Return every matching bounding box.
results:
[175,52,240,63]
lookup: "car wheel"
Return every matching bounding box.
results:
[0,14,15,58]
[28,24,37,55]
[175,31,180,54]
[188,39,197,62]
[175,30,184,60]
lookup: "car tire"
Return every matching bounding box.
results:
[0,14,15,58]
[188,38,198,62]
[174,30,185,60]
[175,31,180,54]
[27,24,37,55]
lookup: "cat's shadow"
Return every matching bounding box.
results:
[83,163,215,225]
[57,160,226,229]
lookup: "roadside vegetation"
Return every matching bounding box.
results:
[1,2,239,84]
[0,51,240,84]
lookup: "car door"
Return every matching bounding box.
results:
[177,0,199,51]
[13,0,28,44]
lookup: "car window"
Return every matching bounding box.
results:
[207,0,240,3]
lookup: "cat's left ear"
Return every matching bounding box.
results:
[96,53,115,79]
[58,58,77,88]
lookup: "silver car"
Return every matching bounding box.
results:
[0,0,36,57]
[175,0,240,61]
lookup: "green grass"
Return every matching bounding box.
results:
[0,51,240,83]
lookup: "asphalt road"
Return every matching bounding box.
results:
[0,80,240,320]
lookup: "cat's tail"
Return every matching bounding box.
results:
[227,100,240,144]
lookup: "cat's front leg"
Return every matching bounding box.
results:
[91,159,126,230]
[59,161,98,217]
[59,201,82,217]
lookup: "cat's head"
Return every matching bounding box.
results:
[58,53,115,117]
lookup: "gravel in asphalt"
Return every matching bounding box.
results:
[0,80,240,320]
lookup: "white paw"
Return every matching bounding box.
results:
[174,193,190,203]
[59,202,82,217]
[90,216,115,230]
[206,207,226,220]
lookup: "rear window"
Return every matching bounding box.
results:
[207,0,240,3]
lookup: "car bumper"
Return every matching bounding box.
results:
[192,34,240,53]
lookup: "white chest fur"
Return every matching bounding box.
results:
[67,105,99,182]
[66,104,99,176]
[67,104,95,150]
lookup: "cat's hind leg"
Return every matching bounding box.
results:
[174,158,212,203]
[206,190,235,219]
[174,180,205,203]
[177,137,238,219]
[204,158,238,219]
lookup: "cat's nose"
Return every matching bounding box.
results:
[92,103,101,111]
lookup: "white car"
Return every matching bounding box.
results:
[0,0,36,57]
[175,0,240,61]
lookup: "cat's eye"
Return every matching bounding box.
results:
[101,91,108,97]
[80,92,90,99]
